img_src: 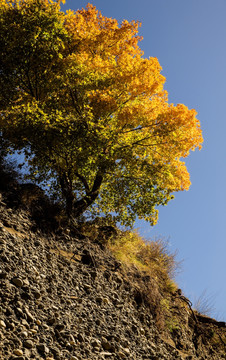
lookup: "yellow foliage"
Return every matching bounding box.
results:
[0,1,203,224]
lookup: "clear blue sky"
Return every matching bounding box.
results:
[61,0,226,320]
[3,0,225,319]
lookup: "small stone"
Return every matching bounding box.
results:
[102,297,110,305]
[96,296,103,304]
[124,348,130,355]
[23,278,30,286]
[69,334,76,346]
[118,350,127,358]
[32,266,39,276]
[100,352,112,357]
[50,346,61,357]
[55,323,65,332]
[13,349,23,356]
[77,333,85,342]
[140,327,145,335]
[90,271,97,279]
[0,320,6,328]
[33,290,41,299]
[91,339,101,348]
[21,319,29,327]
[37,344,49,354]
[102,338,113,351]
[23,339,33,349]
[24,308,34,322]
[6,320,15,330]
[12,277,23,287]
[69,334,76,342]
[46,253,51,260]
[21,331,28,337]
[0,270,7,279]
[69,340,76,346]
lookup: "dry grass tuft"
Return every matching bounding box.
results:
[193,289,216,317]
[108,230,178,292]
[107,229,180,331]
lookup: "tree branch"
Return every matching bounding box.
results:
[75,172,90,194]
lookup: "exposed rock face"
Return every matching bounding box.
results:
[0,192,226,359]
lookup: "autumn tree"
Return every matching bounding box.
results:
[0,0,203,226]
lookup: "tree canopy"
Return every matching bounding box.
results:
[0,0,203,226]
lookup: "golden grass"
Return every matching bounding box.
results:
[108,229,178,293]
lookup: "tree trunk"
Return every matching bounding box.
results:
[59,170,103,219]
[59,172,74,217]
[73,172,103,218]
[72,191,99,218]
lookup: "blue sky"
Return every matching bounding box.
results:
[61,0,226,320]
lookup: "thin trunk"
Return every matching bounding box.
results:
[60,171,104,219]
[59,172,74,217]
[73,172,103,218]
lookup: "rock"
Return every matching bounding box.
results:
[23,278,30,286]
[102,297,110,305]
[23,339,33,349]
[55,323,65,332]
[91,339,101,348]
[36,343,49,354]
[69,334,76,345]
[11,277,23,287]
[21,331,28,337]
[21,320,29,328]
[42,324,49,331]
[0,270,7,279]
[77,333,85,342]
[6,320,15,330]
[96,296,103,304]
[81,250,94,266]
[140,327,145,335]
[33,290,41,299]
[0,320,6,328]
[101,337,114,351]
[124,348,130,355]
[13,349,23,356]
[100,352,113,357]
[24,308,34,322]
[118,350,127,358]
[16,308,24,319]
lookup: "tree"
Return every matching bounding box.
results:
[0,0,203,226]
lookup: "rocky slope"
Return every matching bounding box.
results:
[0,188,226,359]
